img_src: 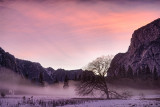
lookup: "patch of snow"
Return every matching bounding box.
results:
[62,99,160,107]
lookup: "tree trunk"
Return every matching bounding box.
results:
[105,89,110,99]
[103,78,110,99]
[104,83,110,99]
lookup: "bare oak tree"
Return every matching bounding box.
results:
[76,56,112,99]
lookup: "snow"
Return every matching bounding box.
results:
[0,95,160,107]
[62,99,160,107]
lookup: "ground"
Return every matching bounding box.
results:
[0,95,160,107]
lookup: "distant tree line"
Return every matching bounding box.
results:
[116,65,159,80]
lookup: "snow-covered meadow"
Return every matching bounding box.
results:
[63,99,160,107]
[0,95,88,107]
[0,94,160,107]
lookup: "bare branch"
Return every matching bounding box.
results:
[75,56,113,99]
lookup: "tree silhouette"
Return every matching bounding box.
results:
[74,74,77,81]
[127,65,133,79]
[117,65,126,78]
[39,72,44,85]
[117,65,122,78]
[145,65,151,79]
[76,56,112,99]
[25,73,29,79]
[1,92,5,98]
[54,77,59,83]
[63,75,69,88]
[78,75,82,81]
[153,67,158,80]
[121,65,126,78]
[133,71,138,78]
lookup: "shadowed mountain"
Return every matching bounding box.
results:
[0,47,83,84]
[108,18,160,80]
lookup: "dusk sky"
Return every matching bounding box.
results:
[0,0,160,70]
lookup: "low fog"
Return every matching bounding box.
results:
[0,67,159,98]
[0,67,78,98]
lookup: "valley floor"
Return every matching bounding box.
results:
[63,99,160,107]
[0,95,160,107]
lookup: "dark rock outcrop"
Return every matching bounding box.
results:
[0,47,83,84]
[108,18,160,79]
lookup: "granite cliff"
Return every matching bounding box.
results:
[108,18,160,79]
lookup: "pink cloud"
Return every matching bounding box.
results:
[1,1,160,69]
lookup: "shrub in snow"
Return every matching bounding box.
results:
[23,96,26,100]
[1,92,5,98]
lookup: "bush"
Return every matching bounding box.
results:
[23,96,26,100]
[1,92,5,98]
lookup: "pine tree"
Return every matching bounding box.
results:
[25,73,29,79]
[74,74,77,81]
[153,67,158,80]
[63,75,69,88]
[134,71,138,78]
[138,67,142,78]
[127,65,133,79]
[141,66,146,80]
[39,72,44,85]
[117,66,122,78]
[117,65,126,78]
[54,77,59,83]
[121,65,126,78]
[78,75,82,81]
[145,65,151,79]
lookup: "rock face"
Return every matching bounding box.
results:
[0,47,83,84]
[108,18,160,79]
